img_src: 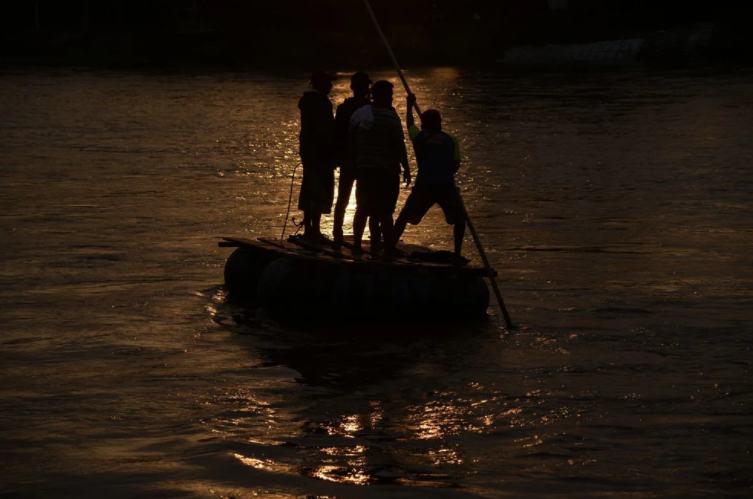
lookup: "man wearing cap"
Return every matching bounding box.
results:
[392,94,467,258]
[332,71,380,248]
[349,80,412,256]
[297,69,337,242]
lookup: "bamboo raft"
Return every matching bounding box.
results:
[219,235,493,324]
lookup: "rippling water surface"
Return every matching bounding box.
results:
[1,67,751,498]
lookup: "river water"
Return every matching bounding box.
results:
[0,66,751,498]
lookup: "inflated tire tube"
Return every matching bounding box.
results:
[224,247,282,301]
[257,257,489,324]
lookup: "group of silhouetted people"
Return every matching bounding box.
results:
[297,69,466,258]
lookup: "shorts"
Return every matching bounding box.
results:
[400,182,463,225]
[298,160,335,215]
[355,167,400,217]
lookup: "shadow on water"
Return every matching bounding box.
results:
[208,286,494,391]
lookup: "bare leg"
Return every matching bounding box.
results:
[369,218,382,249]
[333,173,354,244]
[333,210,346,243]
[353,209,368,252]
[333,204,346,243]
[454,218,466,257]
[379,214,395,257]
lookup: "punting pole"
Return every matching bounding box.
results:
[361,0,514,329]
[361,0,422,115]
[457,192,513,329]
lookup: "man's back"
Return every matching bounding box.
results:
[354,106,406,173]
[409,126,460,185]
[299,89,334,163]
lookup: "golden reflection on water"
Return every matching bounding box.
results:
[310,463,370,486]
[310,444,370,485]
[222,371,568,487]
[323,413,364,438]
[411,398,490,440]
[229,386,557,487]
[319,445,367,457]
[430,446,464,466]
[369,400,383,427]
[233,452,296,475]
[234,453,270,470]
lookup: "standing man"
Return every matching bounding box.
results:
[392,94,466,258]
[332,71,378,247]
[298,69,336,242]
[349,80,411,256]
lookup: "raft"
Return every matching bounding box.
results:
[219,236,493,325]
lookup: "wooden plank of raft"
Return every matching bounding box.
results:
[286,235,347,260]
[288,235,425,268]
[219,236,496,277]
[257,238,353,266]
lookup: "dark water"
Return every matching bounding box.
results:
[1,66,751,498]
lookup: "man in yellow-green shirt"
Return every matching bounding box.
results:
[393,94,466,258]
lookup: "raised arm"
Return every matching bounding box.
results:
[406,93,416,130]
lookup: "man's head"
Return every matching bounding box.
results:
[371,80,394,107]
[310,69,336,95]
[350,71,372,97]
[421,109,442,132]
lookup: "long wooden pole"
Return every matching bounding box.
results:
[457,192,513,328]
[361,0,422,115]
[361,0,513,329]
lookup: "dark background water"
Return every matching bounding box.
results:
[0,66,751,498]
[5,0,751,67]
